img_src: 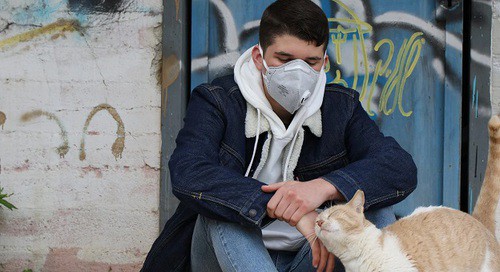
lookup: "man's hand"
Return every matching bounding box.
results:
[261,178,344,226]
[296,211,335,272]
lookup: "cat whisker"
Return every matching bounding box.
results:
[304,232,317,240]
[288,233,317,249]
[307,234,319,247]
[302,232,319,247]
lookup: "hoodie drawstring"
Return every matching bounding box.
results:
[245,108,300,181]
[245,108,261,177]
[283,128,300,181]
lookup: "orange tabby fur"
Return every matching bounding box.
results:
[473,114,500,242]
[316,114,500,272]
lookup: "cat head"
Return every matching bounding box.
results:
[315,190,368,250]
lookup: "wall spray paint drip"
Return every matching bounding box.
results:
[21,110,69,158]
[0,111,6,129]
[79,104,125,161]
[162,54,181,117]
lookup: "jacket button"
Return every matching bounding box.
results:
[249,209,257,217]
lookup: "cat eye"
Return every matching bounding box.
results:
[328,210,341,219]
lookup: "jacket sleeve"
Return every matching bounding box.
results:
[169,84,273,227]
[321,94,417,210]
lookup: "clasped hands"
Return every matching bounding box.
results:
[261,178,343,272]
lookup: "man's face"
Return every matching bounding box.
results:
[252,34,328,73]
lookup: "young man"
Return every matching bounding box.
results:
[142,0,417,271]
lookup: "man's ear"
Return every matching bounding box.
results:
[252,45,264,72]
[348,190,365,214]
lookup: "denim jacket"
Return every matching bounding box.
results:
[141,75,417,271]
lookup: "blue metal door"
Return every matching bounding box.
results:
[191,0,464,216]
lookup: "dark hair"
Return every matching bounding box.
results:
[259,0,329,53]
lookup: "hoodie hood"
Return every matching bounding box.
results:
[234,46,326,140]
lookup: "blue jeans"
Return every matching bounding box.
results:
[191,206,396,272]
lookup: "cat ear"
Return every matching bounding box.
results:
[349,190,365,214]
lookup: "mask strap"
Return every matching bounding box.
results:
[258,44,270,71]
[322,49,328,69]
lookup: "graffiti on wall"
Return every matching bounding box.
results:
[327,0,487,117]
[80,104,125,161]
[9,106,126,160]
[21,110,70,158]
[0,19,82,50]
[0,0,160,269]
[0,0,159,161]
[0,0,157,51]
[325,0,426,116]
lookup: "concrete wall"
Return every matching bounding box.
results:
[0,0,162,270]
[493,0,500,114]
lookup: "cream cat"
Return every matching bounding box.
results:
[315,114,500,272]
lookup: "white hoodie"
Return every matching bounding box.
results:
[234,46,326,251]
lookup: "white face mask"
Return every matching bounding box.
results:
[259,45,325,114]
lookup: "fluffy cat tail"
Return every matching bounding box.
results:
[472,114,500,243]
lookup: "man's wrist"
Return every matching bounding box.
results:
[315,178,345,201]
[296,210,318,238]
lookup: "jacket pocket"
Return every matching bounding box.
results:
[219,142,245,171]
[294,150,348,181]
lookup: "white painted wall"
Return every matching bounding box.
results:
[0,0,162,270]
[493,0,500,115]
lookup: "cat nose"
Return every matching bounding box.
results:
[316,220,324,227]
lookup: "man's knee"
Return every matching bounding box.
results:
[192,216,276,271]
[364,206,396,228]
[195,216,263,246]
